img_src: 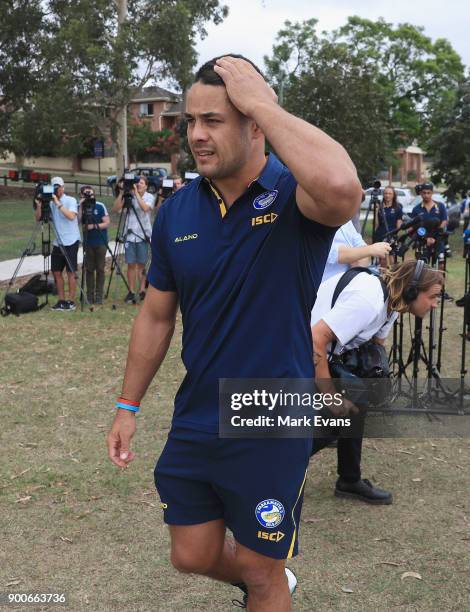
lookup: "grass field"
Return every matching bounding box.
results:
[0,194,118,262]
[0,200,469,611]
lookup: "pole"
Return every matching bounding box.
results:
[116,0,128,178]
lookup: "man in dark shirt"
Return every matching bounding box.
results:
[107,55,361,610]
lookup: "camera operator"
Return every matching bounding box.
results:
[322,220,391,282]
[34,176,80,311]
[311,260,444,503]
[155,174,184,213]
[410,182,447,270]
[113,175,155,303]
[79,185,110,305]
[460,192,470,231]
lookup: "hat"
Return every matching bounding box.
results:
[51,176,65,187]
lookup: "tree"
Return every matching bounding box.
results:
[430,79,470,199]
[3,1,228,172]
[264,18,465,184]
[264,20,392,184]
[334,16,465,146]
[0,0,44,152]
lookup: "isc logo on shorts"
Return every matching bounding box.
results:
[255,499,285,528]
[257,530,285,542]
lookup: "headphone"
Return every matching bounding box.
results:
[403,259,425,304]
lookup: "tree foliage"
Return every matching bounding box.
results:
[0,0,44,151]
[264,17,465,183]
[1,0,228,160]
[430,79,470,199]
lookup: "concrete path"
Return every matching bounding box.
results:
[0,242,116,282]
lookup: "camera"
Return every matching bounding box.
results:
[368,179,381,205]
[123,172,140,193]
[35,182,55,203]
[80,188,96,224]
[33,182,56,222]
[161,178,174,199]
[185,172,199,183]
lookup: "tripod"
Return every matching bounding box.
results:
[458,249,470,410]
[1,201,89,312]
[105,190,152,306]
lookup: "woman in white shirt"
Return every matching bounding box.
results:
[311,260,444,504]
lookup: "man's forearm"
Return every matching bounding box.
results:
[121,310,175,402]
[252,102,361,213]
[337,245,371,265]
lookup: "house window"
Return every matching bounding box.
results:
[139,103,154,117]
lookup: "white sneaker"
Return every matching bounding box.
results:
[285,567,297,595]
[232,567,297,608]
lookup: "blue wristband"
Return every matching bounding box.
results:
[116,401,140,413]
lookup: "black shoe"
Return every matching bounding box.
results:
[456,296,466,307]
[66,300,76,311]
[335,478,393,505]
[231,567,297,608]
[51,300,67,311]
[139,291,146,301]
[125,291,135,304]
[442,292,453,302]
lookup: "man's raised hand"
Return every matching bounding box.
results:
[213,56,278,118]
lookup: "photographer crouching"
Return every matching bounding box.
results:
[34,176,80,311]
[311,260,444,503]
[79,185,110,305]
[113,175,155,303]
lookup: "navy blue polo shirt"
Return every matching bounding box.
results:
[84,202,108,247]
[410,201,447,224]
[148,153,336,432]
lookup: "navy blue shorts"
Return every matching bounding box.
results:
[154,428,312,559]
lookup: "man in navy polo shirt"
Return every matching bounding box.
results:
[410,182,448,269]
[79,185,110,304]
[107,55,361,610]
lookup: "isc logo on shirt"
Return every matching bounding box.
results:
[251,213,278,227]
[257,530,285,542]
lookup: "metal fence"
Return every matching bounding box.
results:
[1,174,114,197]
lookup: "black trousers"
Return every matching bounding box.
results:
[84,244,107,301]
[312,412,366,483]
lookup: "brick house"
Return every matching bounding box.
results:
[128,86,182,131]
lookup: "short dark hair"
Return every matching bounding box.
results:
[421,182,434,191]
[194,54,263,86]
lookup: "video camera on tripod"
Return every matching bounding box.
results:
[80,187,96,225]
[33,182,58,223]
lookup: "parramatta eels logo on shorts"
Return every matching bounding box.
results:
[255,499,285,529]
[253,190,278,211]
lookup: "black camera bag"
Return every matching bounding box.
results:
[19,274,55,296]
[328,267,391,407]
[3,292,39,316]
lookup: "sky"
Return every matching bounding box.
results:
[196,0,470,71]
